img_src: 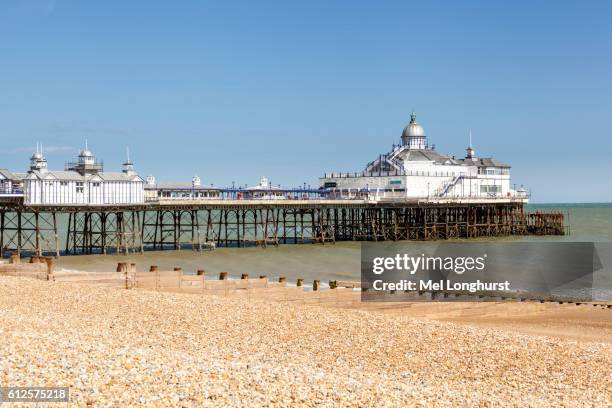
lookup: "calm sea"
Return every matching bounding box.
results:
[56,203,612,287]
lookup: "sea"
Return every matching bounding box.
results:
[55,203,612,292]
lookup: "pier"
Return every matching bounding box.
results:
[0,197,565,257]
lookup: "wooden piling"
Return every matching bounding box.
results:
[296,278,304,287]
[116,262,130,272]
[44,256,55,279]
[219,271,229,280]
[150,265,158,272]
[241,273,249,280]
[313,279,320,291]
[278,276,286,283]
[196,269,205,276]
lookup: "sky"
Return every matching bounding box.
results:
[0,0,611,202]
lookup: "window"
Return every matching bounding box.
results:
[60,181,68,187]
[480,185,501,194]
[76,181,84,193]
[92,182,100,187]
[480,167,509,176]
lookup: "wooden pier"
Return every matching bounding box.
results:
[0,198,565,257]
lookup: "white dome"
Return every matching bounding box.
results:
[79,149,93,157]
[401,112,428,149]
[402,112,425,138]
[402,122,425,138]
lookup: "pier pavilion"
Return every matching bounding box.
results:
[320,113,528,201]
[20,144,144,205]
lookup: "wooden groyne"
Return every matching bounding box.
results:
[0,200,565,257]
[3,260,608,311]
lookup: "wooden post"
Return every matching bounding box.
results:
[44,256,54,280]
[116,262,130,272]
[259,275,267,279]
[296,278,304,287]
[313,279,320,291]
[241,273,249,279]
[196,269,205,276]
[174,267,183,289]
[278,276,286,283]
[219,271,228,280]
[329,280,337,289]
[150,265,158,272]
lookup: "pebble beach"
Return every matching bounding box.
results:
[1,275,610,407]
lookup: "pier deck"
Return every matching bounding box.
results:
[0,197,564,257]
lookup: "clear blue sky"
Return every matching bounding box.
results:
[1,0,611,202]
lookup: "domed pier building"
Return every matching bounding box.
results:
[22,143,144,205]
[320,112,525,201]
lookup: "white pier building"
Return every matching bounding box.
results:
[21,144,144,205]
[320,113,527,201]
[144,175,221,201]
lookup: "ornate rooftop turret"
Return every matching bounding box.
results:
[466,130,477,161]
[401,112,427,149]
[29,142,48,172]
[65,140,103,175]
[122,147,136,176]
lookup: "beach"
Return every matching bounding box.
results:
[1,275,610,407]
